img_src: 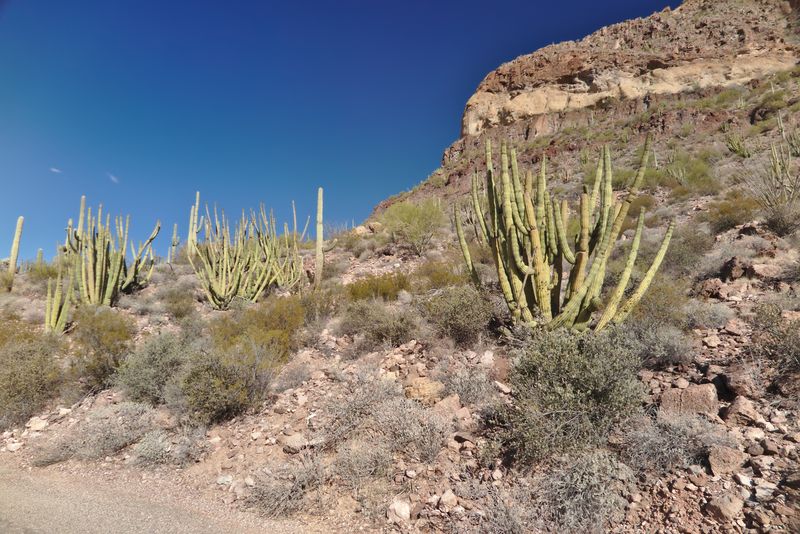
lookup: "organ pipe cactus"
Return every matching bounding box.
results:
[45,260,73,334]
[188,198,306,310]
[187,191,203,258]
[65,196,160,306]
[455,134,674,331]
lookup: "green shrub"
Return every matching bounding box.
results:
[0,321,62,429]
[703,190,760,233]
[338,301,418,351]
[180,355,251,425]
[503,329,643,463]
[346,272,410,301]
[209,295,305,362]
[72,306,135,390]
[116,333,189,405]
[24,260,61,290]
[423,285,492,347]
[659,224,715,278]
[300,285,345,323]
[666,150,720,200]
[158,286,195,319]
[380,198,446,255]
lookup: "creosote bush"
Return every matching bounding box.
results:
[0,316,62,429]
[503,329,643,463]
[423,285,492,347]
[380,198,446,255]
[413,259,468,290]
[158,286,196,319]
[72,306,135,390]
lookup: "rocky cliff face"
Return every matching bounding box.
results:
[461,0,797,138]
[373,0,800,215]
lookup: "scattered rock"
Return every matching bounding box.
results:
[388,498,411,523]
[722,396,762,426]
[439,489,458,510]
[278,433,308,454]
[493,381,511,395]
[706,493,743,522]
[660,383,718,418]
[708,445,746,476]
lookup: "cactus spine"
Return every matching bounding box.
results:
[455,134,674,331]
[188,197,306,310]
[65,196,160,306]
[315,187,324,289]
[45,260,73,334]
[5,216,23,289]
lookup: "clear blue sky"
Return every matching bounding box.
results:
[0,0,678,259]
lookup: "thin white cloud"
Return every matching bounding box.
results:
[107,172,120,184]
[49,167,62,174]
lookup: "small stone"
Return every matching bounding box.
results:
[703,335,722,348]
[26,416,49,432]
[439,489,458,510]
[660,383,718,418]
[388,499,411,523]
[250,431,263,440]
[761,439,780,455]
[479,351,495,367]
[6,442,22,452]
[216,474,233,485]
[493,381,511,395]
[405,469,417,479]
[734,473,751,486]
[492,469,503,481]
[278,433,307,454]
[674,378,690,389]
[706,493,743,522]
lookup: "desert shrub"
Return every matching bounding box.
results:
[703,190,760,233]
[248,455,324,518]
[300,285,345,323]
[532,451,632,533]
[684,300,734,329]
[71,306,135,390]
[0,271,14,293]
[372,397,451,462]
[621,415,736,479]
[504,329,643,463]
[380,198,446,255]
[272,362,311,393]
[0,322,61,429]
[130,430,172,465]
[338,300,417,351]
[753,90,787,121]
[158,286,195,319]
[423,285,492,347]
[180,342,279,425]
[346,272,410,301]
[666,150,720,200]
[334,439,392,491]
[414,259,468,290]
[323,378,450,462]
[621,194,657,232]
[116,333,189,405]
[33,402,155,466]
[209,295,305,362]
[440,365,492,406]
[745,142,800,236]
[659,223,715,278]
[24,260,61,290]
[697,234,770,279]
[748,303,800,376]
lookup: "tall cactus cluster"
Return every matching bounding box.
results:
[64,196,161,307]
[188,195,306,310]
[3,216,24,291]
[456,134,674,332]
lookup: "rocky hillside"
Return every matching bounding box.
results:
[375,0,800,213]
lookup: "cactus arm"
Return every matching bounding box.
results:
[552,198,576,264]
[455,205,481,286]
[8,216,23,281]
[613,221,675,325]
[594,209,645,332]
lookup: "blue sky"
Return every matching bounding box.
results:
[0,0,678,259]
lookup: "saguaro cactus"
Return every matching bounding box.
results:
[456,134,674,331]
[315,187,324,289]
[5,216,24,289]
[168,223,180,263]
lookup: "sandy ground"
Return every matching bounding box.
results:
[0,461,311,534]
